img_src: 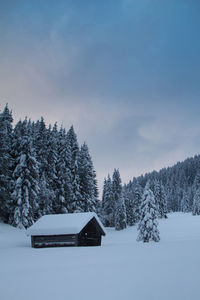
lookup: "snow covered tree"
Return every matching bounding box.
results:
[38,173,53,215]
[181,190,190,213]
[137,181,160,242]
[192,173,200,215]
[33,117,49,177]
[192,189,200,215]
[132,180,143,223]
[124,182,135,226]
[0,104,13,222]
[115,190,127,230]
[188,186,194,210]
[54,127,70,213]
[101,175,114,226]
[112,169,126,229]
[66,125,81,212]
[154,179,167,218]
[77,142,98,212]
[10,120,40,228]
[45,123,58,212]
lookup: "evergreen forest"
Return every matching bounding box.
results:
[0,105,98,229]
[1,104,200,237]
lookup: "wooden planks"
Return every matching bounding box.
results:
[32,234,77,248]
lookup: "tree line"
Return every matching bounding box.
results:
[100,153,200,241]
[0,104,98,229]
[101,169,161,241]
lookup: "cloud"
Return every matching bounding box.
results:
[1,0,200,192]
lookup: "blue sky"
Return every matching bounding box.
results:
[1,0,200,187]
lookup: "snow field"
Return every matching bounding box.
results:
[0,213,200,300]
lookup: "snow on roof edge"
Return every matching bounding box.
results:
[26,212,106,236]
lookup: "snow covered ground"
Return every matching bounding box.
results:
[1,213,200,300]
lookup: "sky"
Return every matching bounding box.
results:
[0,0,200,190]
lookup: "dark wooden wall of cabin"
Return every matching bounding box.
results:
[78,219,102,246]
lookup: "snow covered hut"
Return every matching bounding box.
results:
[26,212,106,248]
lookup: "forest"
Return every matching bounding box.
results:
[0,105,98,229]
[1,104,200,236]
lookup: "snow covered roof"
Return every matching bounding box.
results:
[26,212,106,236]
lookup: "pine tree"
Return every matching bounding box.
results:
[38,173,53,215]
[112,169,126,229]
[115,190,127,230]
[192,189,200,215]
[66,126,81,213]
[33,117,49,177]
[101,175,114,226]
[54,127,70,213]
[124,182,135,226]
[137,181,160,242]
[192,173,200,215]
[10,120,40,229]
[181,190,190,213]
[77,142,98,212]
[46,123,58,212]
[154,179,167,218]
[132,180,143,223]
[0,104,13,222]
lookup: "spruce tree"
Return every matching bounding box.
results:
[78,142,98,212]
[132,180,143,223]
[192,173,200,215]
[101,175,114,226]
[55,127,70,213]
[38,173,53,215]
[10,120,40,228]
[181,190,190,213]
[112,169,126,229]
[66,126,81,213]
[192,189,200,215]
[115,190,127,230]
[46,123,58,212]
[137,181,160,242]
[124,182,135,226]
[33,117,49,177]
[0,104,13,222]
[154,179,167,218]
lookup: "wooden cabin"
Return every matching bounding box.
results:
[26,212,106,248]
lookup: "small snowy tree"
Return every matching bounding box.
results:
[137,182,160,242]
